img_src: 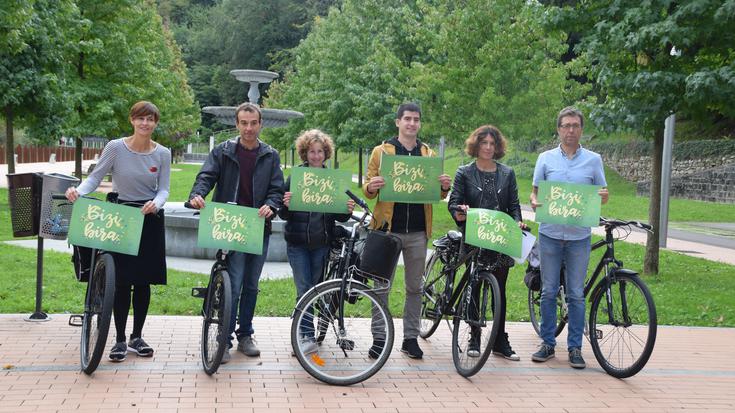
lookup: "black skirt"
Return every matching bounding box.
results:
[112,202,167,286]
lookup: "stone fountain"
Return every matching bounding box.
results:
[165,70,304,262]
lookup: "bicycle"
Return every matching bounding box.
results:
[420,228,503,378]
[62,194,145,375]
[185,202,232,375]
[290,190,399,386]
[527,218,657,378]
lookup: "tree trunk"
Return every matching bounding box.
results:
[4,106,14,174]
[358,147,363,187]
[644,126,664,275]
[75,137,83,178]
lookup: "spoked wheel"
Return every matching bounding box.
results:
[292,280,394,386]
[80,253,115,375]
[452,272,501,378]
[419,251,447,339]
[201,269,232,375]
[315,261,340,344]
[589,273,657,378]
[528,285,566,337]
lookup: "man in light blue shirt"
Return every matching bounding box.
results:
[529,107,609,369]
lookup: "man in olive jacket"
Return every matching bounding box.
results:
[362,102,451,359]
[188,103,283,362]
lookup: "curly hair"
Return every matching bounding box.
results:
[295,129,334,163]
[464,125,508,160]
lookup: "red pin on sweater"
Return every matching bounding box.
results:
[149,166,158,173]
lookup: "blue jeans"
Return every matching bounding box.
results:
[287,244,329,338]
[538,233,590,351]
[226,234,270,344]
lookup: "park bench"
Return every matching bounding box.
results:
[81,163,112,182]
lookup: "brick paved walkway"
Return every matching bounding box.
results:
[1,315,734,412]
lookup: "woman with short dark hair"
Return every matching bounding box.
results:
[66,100,171,362]
[448,124,526,361]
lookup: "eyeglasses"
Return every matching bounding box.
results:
[559,123,582,130]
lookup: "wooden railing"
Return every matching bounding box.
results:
[0,145,103,164]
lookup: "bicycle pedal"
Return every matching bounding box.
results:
[68,314,83,327]
[191,287,207,299]
[336,338,355,351]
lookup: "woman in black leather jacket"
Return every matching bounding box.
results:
[279,130,354,351]
[448,125,526,361]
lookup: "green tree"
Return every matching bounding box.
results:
[65,0,200,175]
[0,0,82,172]
[415,0,586,145]
[547,0,735,274]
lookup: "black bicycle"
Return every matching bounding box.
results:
[420,229,502,378]
[527,218,657,378]
[290,190,398,386]
[185,202,232,375]
[62,194,146,375]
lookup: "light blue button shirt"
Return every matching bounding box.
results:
[532,145,607,240]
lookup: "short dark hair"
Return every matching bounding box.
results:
[557,106,584,128]
[464,125,508,160]
[129,101,160,122]
[396,102,421,119]
[235,102,262,123]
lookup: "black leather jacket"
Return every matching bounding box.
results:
[448,161,523,225]
[278,165,351,249]
[188,138,284,232]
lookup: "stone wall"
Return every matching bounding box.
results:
[636,163,735,203]
[602,154,735,204]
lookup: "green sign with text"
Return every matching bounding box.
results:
[197,202,265,255]
[68,198,145,255]
[379,154,442,204]
[535,181,601,227]
[289,167,352,214]
[464,208,522,258]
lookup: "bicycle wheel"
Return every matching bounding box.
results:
[451,272,501,378]
[589,272,657,378]
[419,251,447,339]
[528,286,566,337]
[80,253,115,375]
[292,280,394,386]
[201,269,232,375]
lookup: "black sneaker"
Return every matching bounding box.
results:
[492,332,520,361]
[368,339,385,360]
[127,337,154,357]
[400,338,423,359]
[531,344,555,362]
[568,348,586,369]
[109,342,127,362]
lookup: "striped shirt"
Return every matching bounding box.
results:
[77,138,171,209]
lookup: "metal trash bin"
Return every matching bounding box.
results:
[39,173,80,239]
[7,172,43,237]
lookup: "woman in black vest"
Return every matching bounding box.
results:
[279,129,354,353]
[448,125,527,361]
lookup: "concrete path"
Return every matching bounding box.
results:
[1,315,734,412]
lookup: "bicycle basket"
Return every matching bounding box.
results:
[356,229,402,285]
[72,245,93,282]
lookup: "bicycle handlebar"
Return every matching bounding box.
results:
[600,217,652,231]
[345,189,369,211]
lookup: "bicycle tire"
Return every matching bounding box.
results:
[528,286,566,337]
[291,280,394,386]
[80,253,115,375]
[201,269,232,375]
[451,272,501,378]
[419,251,447,339]
[588,272,657,378]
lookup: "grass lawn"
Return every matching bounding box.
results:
[1,154,734,327]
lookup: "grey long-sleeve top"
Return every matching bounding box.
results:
[76,138,172,209]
